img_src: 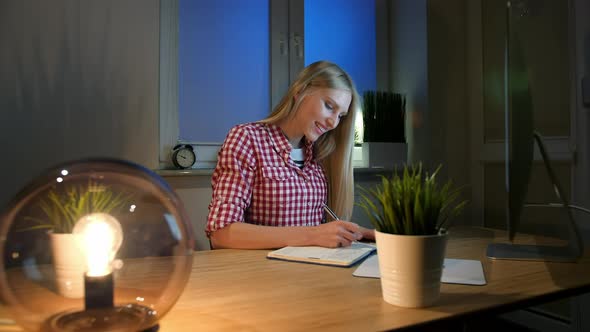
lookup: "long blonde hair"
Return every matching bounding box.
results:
[261,61,359,220]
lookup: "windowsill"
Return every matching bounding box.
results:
[155,168,215,177]
[155,166,391,178]
[353,167,393,173]
[156,145,396,177]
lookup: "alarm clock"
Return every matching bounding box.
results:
[171,144,196,169]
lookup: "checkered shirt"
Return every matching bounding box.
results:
[206,122,328,234]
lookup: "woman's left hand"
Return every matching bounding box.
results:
[359,226,375,241]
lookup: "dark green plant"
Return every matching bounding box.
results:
[20,181,132,233]
[356,163,467,235]
[362,90,406,143]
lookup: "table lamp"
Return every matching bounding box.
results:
[0,158,195,331]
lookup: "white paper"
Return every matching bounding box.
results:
[352,255,486,285]
[267,242,376,266]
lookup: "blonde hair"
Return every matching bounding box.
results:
[261,61,359,220]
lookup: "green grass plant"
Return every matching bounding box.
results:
[357,163,467,235]
[20,180,131,233]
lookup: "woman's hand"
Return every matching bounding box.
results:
[311,220,363,248]
[359,226,375,241]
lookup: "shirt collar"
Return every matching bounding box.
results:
[264,123,315,165]
[265,122,292,154]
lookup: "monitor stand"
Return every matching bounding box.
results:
[486,132,586,263]
[487,242,579,263]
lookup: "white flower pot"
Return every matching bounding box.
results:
[375,230,448,308]
[49,233,85,298]
[361,142,407,169]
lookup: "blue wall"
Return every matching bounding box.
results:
[179,0,269,142]
[304,0,376,95]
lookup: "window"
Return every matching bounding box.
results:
[178,0,269,143]
[159,0,380,167]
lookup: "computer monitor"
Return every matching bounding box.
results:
[485,5,584,262]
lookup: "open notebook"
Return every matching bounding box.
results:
[352,254,487,285]
[267,242,376,267]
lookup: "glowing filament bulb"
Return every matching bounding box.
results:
[73,213,123,277]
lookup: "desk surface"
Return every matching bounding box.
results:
[1,227,589,331]
[159,227,590,331]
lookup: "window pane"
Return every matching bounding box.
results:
[304,0,376,145]
[304,0,376,95]
[179,0,269,142]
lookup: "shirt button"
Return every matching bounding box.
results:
[307,202,312,206]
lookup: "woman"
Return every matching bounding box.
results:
[206,60,374,249]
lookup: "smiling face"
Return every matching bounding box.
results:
[280,88,352,147]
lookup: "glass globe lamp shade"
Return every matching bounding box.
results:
[0,158,195,331]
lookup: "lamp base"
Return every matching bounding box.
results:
[42,304,157,332]
[85,274,114,310]
[141,324,160,332]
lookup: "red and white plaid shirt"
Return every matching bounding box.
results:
[206,122,327,234]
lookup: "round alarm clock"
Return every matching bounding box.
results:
[172,144,196,169]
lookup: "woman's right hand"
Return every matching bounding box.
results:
[311,220,363,248]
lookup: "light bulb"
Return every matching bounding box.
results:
[73,213,123,277]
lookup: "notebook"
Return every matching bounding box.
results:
[267,242,376,267]
[352,254,487,285]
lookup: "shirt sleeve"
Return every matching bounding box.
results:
[206,125,256,234]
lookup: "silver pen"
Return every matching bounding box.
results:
[322,203,340,220]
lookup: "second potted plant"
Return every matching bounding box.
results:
[357,164,467,307]
[361,90,406,168]
[20,180,131,298]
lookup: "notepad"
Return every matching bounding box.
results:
[267,242,376,267]
[352,255,487,285]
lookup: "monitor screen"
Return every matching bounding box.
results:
[505,28,534,242]
[486,2,583,262]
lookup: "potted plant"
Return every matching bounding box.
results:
[361,90,406,168]
[357,163,467,307]
[20,180,131,298]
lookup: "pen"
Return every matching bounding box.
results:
[322,203,340,221]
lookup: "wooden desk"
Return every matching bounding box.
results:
[1,227,589,331]
[159,227,590,331]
